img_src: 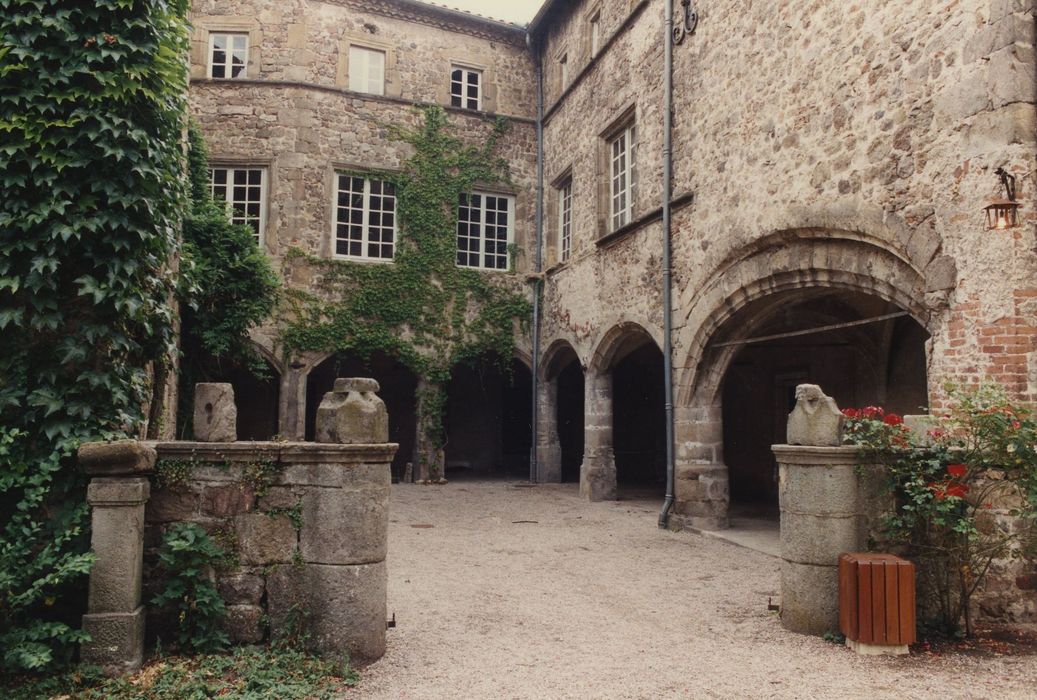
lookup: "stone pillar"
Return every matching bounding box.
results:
[280,363,309,440]
[773,384,880,636]
[580,370,615,500]
[672,403,729,530]
[536,378,562,483]
[414,378,445,482]
[77,440,156,675]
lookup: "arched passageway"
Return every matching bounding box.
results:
[557,358,585,484]
[613,343,666,497]
[445,356,532,479]
[213,359,281,441]
[305,352,418,481]
[539,341,584,484]
[716,289,929,515]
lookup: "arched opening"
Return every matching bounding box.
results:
[614,342,666,497]
[305,352,418,481]
[444,355,532,479]
[544,343,585,484]
[717,289,929,516]
[220,359,281,441]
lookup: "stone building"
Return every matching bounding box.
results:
[188,0,1037,616]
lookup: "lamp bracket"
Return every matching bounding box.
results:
[673,0,699,45]
[995,167,1017,202]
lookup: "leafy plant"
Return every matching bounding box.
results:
[150,523,229,653]
[0,0,190,671]
[843,386,1037,636]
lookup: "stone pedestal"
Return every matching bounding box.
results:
[316,378,389,444]
[772,445,882,636]
[193,383,237,442]
[78,440,155,675]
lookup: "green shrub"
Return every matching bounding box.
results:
[150,523,229,653]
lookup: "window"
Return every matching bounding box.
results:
[559,53,569,89]
[210,167,265,245]
[590,12,601,57]
[334,175,397,260]
[349,45,385,95]
[558,179,573,263]
[450,66,482,110]
[609,123,636,231]
[456,192,513,271]
[209,33,248,79]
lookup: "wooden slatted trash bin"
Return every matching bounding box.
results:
[839,553,916,656]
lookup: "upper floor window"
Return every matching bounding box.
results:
[559,53,569,89]
[451,66,482,110]
[558,179,573,263]
[210,167,266,245]
[457,192,513,271]
[609,123,636,231]
[349,45,385,96]
[590,12,602,57]
[209,33,248,79]
[334,174,396,261]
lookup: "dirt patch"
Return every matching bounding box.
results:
[354,482,1037,699]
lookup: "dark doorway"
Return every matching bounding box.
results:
[613,342,666,495]
[720,291,929,509]
[444,356,532,479]
[306,352,418,481]
[212,360,280,441]
[557,358,585,484]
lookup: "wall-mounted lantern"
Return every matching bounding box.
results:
[673,0,699,45]
[984,167,1019,230]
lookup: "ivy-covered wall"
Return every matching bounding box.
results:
[0,0,190,670]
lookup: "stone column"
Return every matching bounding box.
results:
[536,378,562,483]
[77,440,156,675]
[772,384,881,636]
[414,377,446,482]
[280,363,309,441]
[672,403,729,530]
[580,370,616,500]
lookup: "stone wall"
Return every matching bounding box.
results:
[143,441,395,660]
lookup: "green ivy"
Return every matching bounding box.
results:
[280,107,531,451]
[0,0,189,671]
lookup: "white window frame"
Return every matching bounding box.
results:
[590,12,602,57]
[558,179,573,263]
[332,174,397,262]
[456,191,514,271]
[609,123,636,231]
[348,45,386,96]
[208,32,249,79]
[209,166,266,246]
[450,66,482,110]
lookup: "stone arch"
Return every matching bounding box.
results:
[588,319,663,374]
[536,337,585,483]
[541,337,583,380]
[671,229,944,530]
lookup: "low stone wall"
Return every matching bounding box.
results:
[143,441,396,660]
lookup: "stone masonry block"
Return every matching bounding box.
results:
[235,513,298,566]
[81,606,145,676]
[786,384,844,446]
[202,483,255,518]
[79,440,156,477]
[218,572,266,605]
[146,487,200,522]
[223,604,265,644]
[315,378,389,444]
[194,383,237,442]
[299,484,389,565]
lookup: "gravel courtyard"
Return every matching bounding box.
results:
[354,481,1036,699]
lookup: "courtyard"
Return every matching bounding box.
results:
[357,481,1037,699]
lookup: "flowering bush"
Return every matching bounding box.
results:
[843,387,1037,636]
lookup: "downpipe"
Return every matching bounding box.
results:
[658,0,677,528]
[527,33,546,484]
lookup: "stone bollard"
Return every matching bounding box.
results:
[315,378,388,444]
[193,383,237,442]
[78,440,156,675]
[772,385,881,636]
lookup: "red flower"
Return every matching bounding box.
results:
[860,406,884,420]
[1012,420,1021,430]
[929,484,946,500]
[947,464,967,478]
[842,408,860,419]
[883,413,903,426]
[945,484,969,499]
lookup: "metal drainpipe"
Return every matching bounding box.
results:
[658,0,677,528]
[527,33,545,484]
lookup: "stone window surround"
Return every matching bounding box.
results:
[323,163,401,261]
[547,166,574,268]
[456,184,518,272]
[554,45,570,97]
[331,172,398,263]
[190,17,262,81]
[595,104,637,238]
[435,53,498,114]
[208,32,249,80]
[586,2,604,61]
[336,33,403,98]
[209,159,272,250]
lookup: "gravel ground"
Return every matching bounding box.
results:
[353,481,1037,699]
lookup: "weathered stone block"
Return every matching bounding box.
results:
[194,383,237,442]
[235,513,298,566]
[79,440,156,477]
[786,384,844,446]
[87,478,148,614]
[223,604,265,644]
[315,378,389,444]
[218,573,265,605]
[780,561,840,636]
[305,562,387,662]
[81,606,145,676]
[146,487,200,522]
[202,483,255,517]
[299,482,389,565]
